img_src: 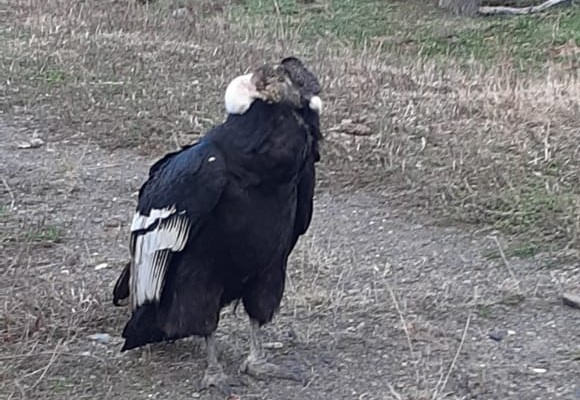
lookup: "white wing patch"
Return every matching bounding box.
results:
[130,206,191,308]
[130,206,176,232]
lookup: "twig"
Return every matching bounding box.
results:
[2,177,16,209]
[387,384,403,400]
[77,138,92,166]
[11,380,26,399]
[271,0,287,46]
[84,163,128,170]
[479,0,571,16]
[28,340,63,391]
[490,236,521,292]
[271,0,281,15]
[386,283,420,383]
[0,351,102,361]
[171,130,181,150]
[2,246,23,277]
[432,312,472,400]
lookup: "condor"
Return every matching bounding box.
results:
[112,57,322,394]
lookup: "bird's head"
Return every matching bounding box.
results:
[224,57,322,116]
[279,56,322,114]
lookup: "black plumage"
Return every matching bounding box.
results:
[112,58,322,392]
[280,57,322,253]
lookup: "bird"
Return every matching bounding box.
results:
[111,57,322,395]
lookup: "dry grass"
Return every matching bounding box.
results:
[2,0,578,255]
[1,0,580,399]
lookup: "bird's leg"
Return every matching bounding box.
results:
[199,333,235,395]
[240,318,306,384]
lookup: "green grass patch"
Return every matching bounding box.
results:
[1,223,63,245]
[477,303,497,319]
[507,241,541,258]
[236,0,580,67]
[2,224,63,244]
[465,178,577,257]
[421,8,580,65]
[25,225,63,243]
[490,186,575,238]
[38,67,67,85]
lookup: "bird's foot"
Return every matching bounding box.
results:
[240,357,306,385]
[198,366,238,396]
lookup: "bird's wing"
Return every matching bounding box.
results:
[291,109,321,250]
[112,261,131,306]
[111,142,203,307]
[128,141,227,309]
[291,161,316,252]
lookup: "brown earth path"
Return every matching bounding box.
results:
[1,118,579,400]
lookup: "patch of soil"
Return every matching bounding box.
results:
[1,117,579,400]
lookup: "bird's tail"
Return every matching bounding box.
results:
[112,262,131,306]
[121,303,168,351]
[115,262,169,351]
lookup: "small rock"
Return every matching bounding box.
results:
[263,342,284,349]
[31,138,45,146]
[562,292,580,310]
[529,367,547,374]
[17,137,44,149]
[172,7,189,17]
[104,219,120,228]
[347,123,372,136]
[488,330,506,341]
[88,333,111,344]
[329,118,373,136]
[94,263,109,271]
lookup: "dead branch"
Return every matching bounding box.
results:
[479,0,571,16]
[1,176,16,210]
[489,236,523,294]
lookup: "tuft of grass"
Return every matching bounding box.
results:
[477,304,493,319]
[38,67,67,84]
[25,225,62,243]
[464,180,577,240]
[3,223,63,245]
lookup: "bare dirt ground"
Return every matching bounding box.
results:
[1,1,580,399]
[2,119,579,400]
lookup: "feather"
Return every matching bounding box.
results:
[224,73,265,115]
[130,208,191,308]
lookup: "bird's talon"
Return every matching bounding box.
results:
[198,368,238,396]
[241,358,306,385]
